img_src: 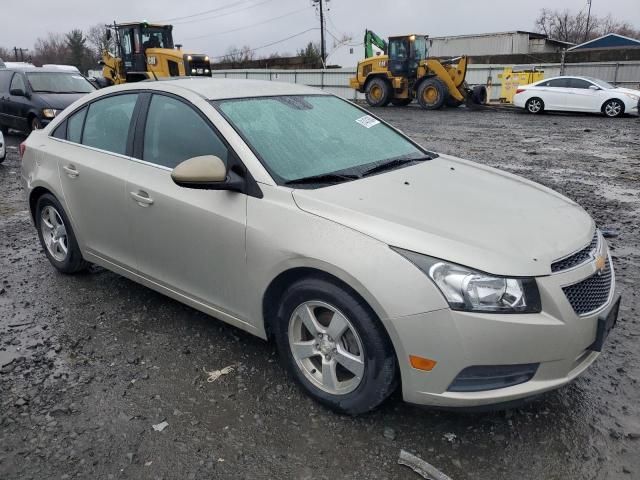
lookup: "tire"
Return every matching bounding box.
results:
[273,276,398,415]
[471,85,488,105]
[35,193,89,274]
[391,98,412,107]
[29,116,42,132]
[602,99,624,118]
[525,97,544,114]
[417,78,448,110]
[365,77,391,107]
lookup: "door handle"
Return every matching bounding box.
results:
[130,190,154,207]
[63,165,79,178]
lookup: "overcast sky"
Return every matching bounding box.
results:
[1,0,638,66]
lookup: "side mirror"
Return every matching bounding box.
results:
[10,88,26,97]
[589,85,600,91]
[171,155,243,191]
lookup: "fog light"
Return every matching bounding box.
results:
[447,363,539,392]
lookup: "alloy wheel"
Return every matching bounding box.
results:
[288,301,365,395]
[604,101,622,117]
[40,205,68,262]
[527,99,542,113]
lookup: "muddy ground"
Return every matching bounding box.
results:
[1,107,639,480]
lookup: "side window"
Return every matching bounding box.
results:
[0,71,13,92]
[537,80,549,87]
[143,94,228,169]
[10,73,26,92]
[547,78,569,88]
[569,78,592,89]
[67,107,87,143]
[82,94,138,155]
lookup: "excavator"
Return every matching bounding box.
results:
[100,21,212,85]
[350,29,487,109]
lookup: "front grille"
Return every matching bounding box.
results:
[551,232,598,273]
[562,259,612,315]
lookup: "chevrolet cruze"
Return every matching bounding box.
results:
[21,79,620,414]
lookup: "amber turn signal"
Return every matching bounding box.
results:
[409,355,437,371]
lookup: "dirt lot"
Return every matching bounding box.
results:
[1,107,639,480]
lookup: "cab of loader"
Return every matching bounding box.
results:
[101,21,212,85]
[387,34,428,78]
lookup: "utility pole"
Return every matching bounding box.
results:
[312,0,326,67]
[584,0,593,42]
[13,47,29,62]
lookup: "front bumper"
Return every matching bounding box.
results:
[386,236,617,408]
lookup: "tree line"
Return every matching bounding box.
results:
[535,8,639,44]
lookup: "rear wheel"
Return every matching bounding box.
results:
[365,77,391,107]
[391,98,412,107]
[525,97,544,114]
[417,78,448,110]
[35,194,89,274]
[273,277,398,415]
[602,99,624,118]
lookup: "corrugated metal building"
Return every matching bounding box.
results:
[427,31,573,57]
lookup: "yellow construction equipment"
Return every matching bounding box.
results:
[100,21,212,85]
[349,30,487,109]
[498,66,544,103]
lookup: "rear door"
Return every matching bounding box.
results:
[126,92,248,318]
[540,78,571,110]
[54,92,140,268]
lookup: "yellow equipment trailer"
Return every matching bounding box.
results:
[349,30,487,109]
[100,21,212,85]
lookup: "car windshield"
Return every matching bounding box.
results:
[215,95,430,185]
[584,77,615,89]
[25,72,95,93]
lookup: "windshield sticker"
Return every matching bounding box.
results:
[355,115,380,128]
[71,75,84,80]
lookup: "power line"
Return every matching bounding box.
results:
[154,0,253,23]
[183,6,311,40]
[210,27,319,60]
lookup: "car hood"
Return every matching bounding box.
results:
[612,87,640,96]
[35,92,88,110]
[292,155,594,277]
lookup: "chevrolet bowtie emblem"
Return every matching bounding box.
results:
[595,255,606,274]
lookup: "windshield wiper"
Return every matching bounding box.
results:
[284,172,359,186]
[361,156,432,177]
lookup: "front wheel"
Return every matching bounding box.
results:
[417,78,448,110]
[274,277,398,415]
[365,77,391,107]
[525,97,544,114]
[602,99,624,118]
[35,194,89,274]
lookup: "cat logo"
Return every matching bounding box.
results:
[594,255,606,274]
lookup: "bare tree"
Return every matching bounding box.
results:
[31,33,69,66]
[86,24,112,60]
[221,45,255,65]
[535,8,640,44]
[0,46,12,61]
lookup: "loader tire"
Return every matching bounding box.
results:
[471,85,488,105]
[365,78,391,107]
[417,78,448,110]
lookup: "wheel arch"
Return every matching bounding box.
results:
[28,185,55,222]
[363,73,392,92]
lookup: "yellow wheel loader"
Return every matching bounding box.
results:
[349,30,487,109]
[100,22,212,85]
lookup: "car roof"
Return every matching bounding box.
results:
[5,66,84,74]
[131,77,325,100]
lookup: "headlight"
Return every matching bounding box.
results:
[42,109,59,119]
[392,248,541,313]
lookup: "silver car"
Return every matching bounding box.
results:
[21,79,620,414]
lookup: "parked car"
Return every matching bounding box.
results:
[0,67,95,134]
[21,79,620,414]
[0,130,5,162]
[514,75,640,117]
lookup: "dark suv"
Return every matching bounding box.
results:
[0,67,95,134]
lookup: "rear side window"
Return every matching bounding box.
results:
[142,94,228,169]
[82,94,137,155]
[547,78,570,88]
[67,107,87,143]
[0,71,13,92]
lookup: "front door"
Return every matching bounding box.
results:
[55,93,140,268]
[127,93,248,318]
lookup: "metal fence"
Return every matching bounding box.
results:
[211,61,640,101]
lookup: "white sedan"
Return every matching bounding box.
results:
[514,76,640,118]
[0,130,6,163]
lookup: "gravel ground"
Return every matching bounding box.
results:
[1,106,639,480]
